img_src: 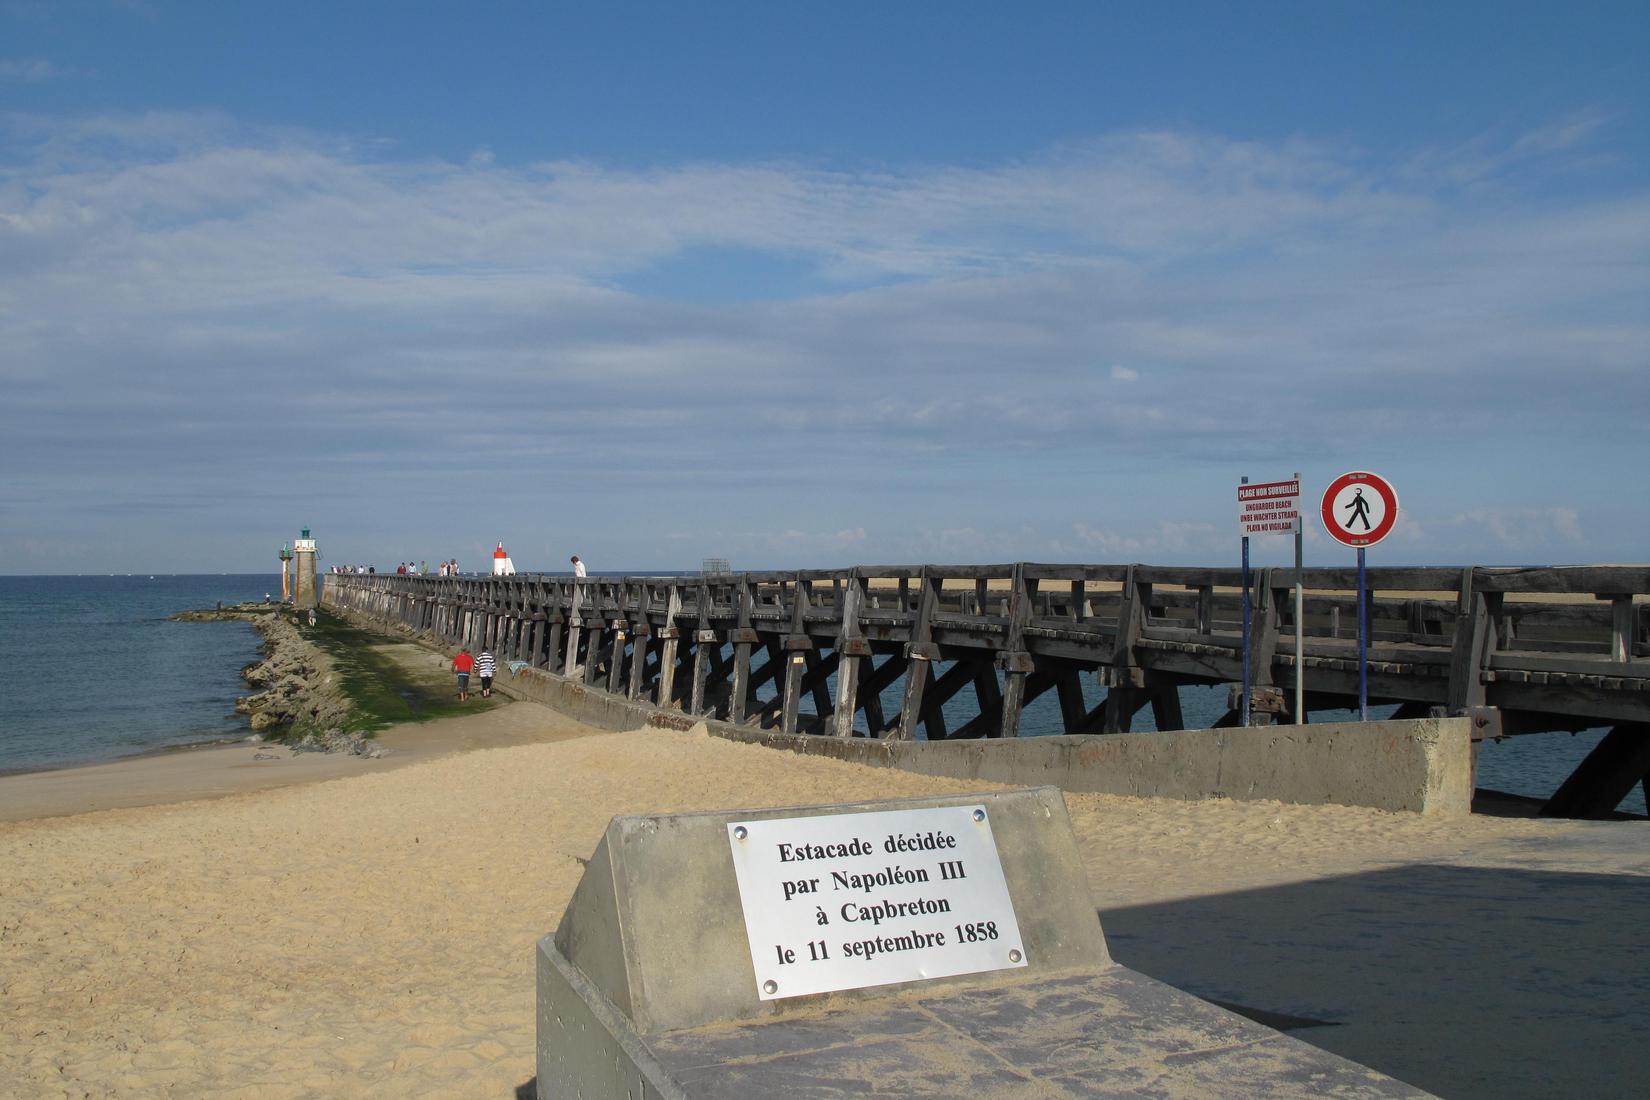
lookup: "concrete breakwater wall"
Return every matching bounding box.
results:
[327,601,1470,814]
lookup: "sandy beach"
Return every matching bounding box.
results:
[3,701,1646,1099]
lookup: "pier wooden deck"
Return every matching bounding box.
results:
[324,564,1649,818]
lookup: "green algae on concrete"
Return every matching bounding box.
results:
[302,608,496,731]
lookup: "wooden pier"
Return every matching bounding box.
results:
[324,564,1649,818]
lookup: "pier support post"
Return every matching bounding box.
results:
[894,570,939,741]
[669,635,692,708]
[997,566,1034,738]
[545,616,563,672]
[1147,673,1185,732]
[607,621,627,695]
[780,638,811,734]
[525,614,544,668]
[563,607,583,679]
[625,632,646,700]
[1102,567,1148,733]
[896,652,934,741]
[654,586,682,708]
[998,652,1033,738]
[627,616,649,702]
[832,644,866,737]
[1246,569,1281,726]
[1448,568,1493,713]
[779,575,813,735]
[688,581,713,715]
[584,622,606,686]
[508,611,525,662]
[691,631,716,716]
[830,573,867,738]
[1056,668,1087,734]
[729,579,756,725]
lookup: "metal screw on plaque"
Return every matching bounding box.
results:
[763,980,778,994]
[733,826,748,841]
[972,809,986,823]
[1009,949,1023,963]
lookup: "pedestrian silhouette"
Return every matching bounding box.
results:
[1343,487,1372,531]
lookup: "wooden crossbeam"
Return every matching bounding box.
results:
[1542,724,1650,819]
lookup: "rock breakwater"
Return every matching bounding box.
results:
[173,604,384,756]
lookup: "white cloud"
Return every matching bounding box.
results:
[1397,111,1613,191]
[0,111,1644,570]
[1433,508,1587,550]
[1071,521,1225,558]
[0,59,56,82]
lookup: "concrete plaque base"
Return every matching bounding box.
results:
[536,788,1431,1098]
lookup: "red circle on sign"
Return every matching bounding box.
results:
[1320,471,1399,548]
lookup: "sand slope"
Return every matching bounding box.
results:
[2,702,1646,1098]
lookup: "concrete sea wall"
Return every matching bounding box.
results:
[479,659,1472,816]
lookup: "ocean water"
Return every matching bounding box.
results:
[1,575,1641,816]
[0,575,273,773]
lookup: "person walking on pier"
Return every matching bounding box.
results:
[476,647,497,698]
[570,555,586,578]
[453,647,475,702]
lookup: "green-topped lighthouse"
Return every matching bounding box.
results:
[278,543,293,602]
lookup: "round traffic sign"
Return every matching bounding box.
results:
[1320,471,1399,548]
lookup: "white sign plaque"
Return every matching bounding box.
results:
[1237,478,1301,536]
[726,804,1027,1001]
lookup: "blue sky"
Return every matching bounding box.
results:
[2,1,1646,574]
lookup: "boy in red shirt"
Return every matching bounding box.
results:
[453,648,475,701]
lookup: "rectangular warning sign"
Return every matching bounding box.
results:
[1237,478,1301,536]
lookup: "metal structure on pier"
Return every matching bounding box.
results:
[324,563,1649,818]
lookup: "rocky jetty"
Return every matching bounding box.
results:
[174,604,385,757]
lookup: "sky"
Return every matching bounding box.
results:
[2,1,1646,575]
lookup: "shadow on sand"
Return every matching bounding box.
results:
[1101,863,1650,1099]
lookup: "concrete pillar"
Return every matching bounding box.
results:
[293,528,319,609]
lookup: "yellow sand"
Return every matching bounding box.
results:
[2,701,1644,1099]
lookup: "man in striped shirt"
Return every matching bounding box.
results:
[476,648,498,698]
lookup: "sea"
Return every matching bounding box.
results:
[0,574,1642,816]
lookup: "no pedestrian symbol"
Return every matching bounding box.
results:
[1320,471,1399,548]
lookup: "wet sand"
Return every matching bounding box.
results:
[0,701,600,823]
[2,701,1645,1098]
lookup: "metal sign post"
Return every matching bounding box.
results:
[1240,476,1251,725]
[1319,471,1400,722]
[1357,546,1368,719]
[1293,471,1304,725]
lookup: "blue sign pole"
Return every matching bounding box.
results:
[1240,476,1251,726]
[1357,546,1368,720]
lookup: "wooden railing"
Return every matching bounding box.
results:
[324,563,1646,732]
